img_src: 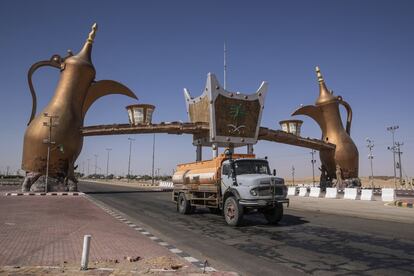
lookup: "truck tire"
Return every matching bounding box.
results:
[177,193,192,214]
[263,204,283,224]
[224,196,243,226]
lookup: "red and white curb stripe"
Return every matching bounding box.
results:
[4,192,84,196]
[85,195,216,272]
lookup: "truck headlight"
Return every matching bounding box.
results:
[250,188,258,196]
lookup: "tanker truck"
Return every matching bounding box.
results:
[172,150,289,226]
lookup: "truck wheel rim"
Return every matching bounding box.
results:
[226,203,235,220]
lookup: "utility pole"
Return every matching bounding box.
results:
[94,154,98,175]
[387,125,399,188]
[105,148,112,177]
[395,142,404,187]
[127,138,135,181]
[292,166,295,186]
[6,166,9,176]
[224,42,227,90]
[87,159,90,177]
[152,134,155,185]
[366,138,375,188]
[43,113,59,193]
[310,150,316,186]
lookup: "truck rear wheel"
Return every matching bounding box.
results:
[177,193,192,214]
[263,203,283,224]
[224,196,243,226]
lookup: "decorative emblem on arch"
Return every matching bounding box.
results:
[184,73,267,146]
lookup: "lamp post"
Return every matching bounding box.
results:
[152,134,155,185]
[94,154,98,175]
[105,148,112,177]
[366,138,374,188]
[310,150,316,186]
[87,159,90,177]
[386,125,399,187]
[292,166,295,186]
[395,142,404,187]
[43,113,59,193]
[127,138,135,181]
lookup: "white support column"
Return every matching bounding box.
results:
[196,145,202,162]
[247,144,254,154]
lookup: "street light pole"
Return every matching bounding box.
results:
[43,113,59,193]
[386,125,399,188]
[127,138,135,181]
[395,142,404,187]
[87,159,90,177]
[292,166,295,186]
[310,150,316,186]
[105,148,112,177]
[366,138,375,188]
[152,134,155,185]
[94,154,98,175]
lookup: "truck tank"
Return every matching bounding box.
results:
[172,154,255,185]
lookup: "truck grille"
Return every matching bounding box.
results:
[258,185,284,196]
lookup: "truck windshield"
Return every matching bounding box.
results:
[234,160,270,175]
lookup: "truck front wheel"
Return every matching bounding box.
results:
[263,203,283,224]
[224,196,243,226]
[177,193,192,214]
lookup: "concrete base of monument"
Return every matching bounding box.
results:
[23,176,78,193]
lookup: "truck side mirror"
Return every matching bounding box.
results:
[273,169,276,176]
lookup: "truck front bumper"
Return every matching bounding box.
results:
[239,198,289,208]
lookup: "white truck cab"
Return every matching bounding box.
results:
[219,157,289,226]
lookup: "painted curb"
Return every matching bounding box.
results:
[84,195,216,272]
[4,192,84,196]
[394,200,414,208]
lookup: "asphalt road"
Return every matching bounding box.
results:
[79,181,414,276]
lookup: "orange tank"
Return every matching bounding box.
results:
[172,154,255,185]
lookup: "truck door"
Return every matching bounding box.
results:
[221,163,233,192]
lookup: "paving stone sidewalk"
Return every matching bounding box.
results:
[0,196,204,274]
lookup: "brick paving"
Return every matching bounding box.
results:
[0,196,187,267]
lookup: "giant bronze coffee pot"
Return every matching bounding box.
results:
[22,24,137,190]
[292,67,358,181]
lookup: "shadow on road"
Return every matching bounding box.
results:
[192,208,309,227]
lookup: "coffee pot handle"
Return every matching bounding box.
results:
[27,55,63,125]
[338,96,352,135]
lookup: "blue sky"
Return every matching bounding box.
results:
[0,0,413,179]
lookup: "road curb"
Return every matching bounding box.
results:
[4,192,84,196]
[394,200,414,208]
[84,194,217,273]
